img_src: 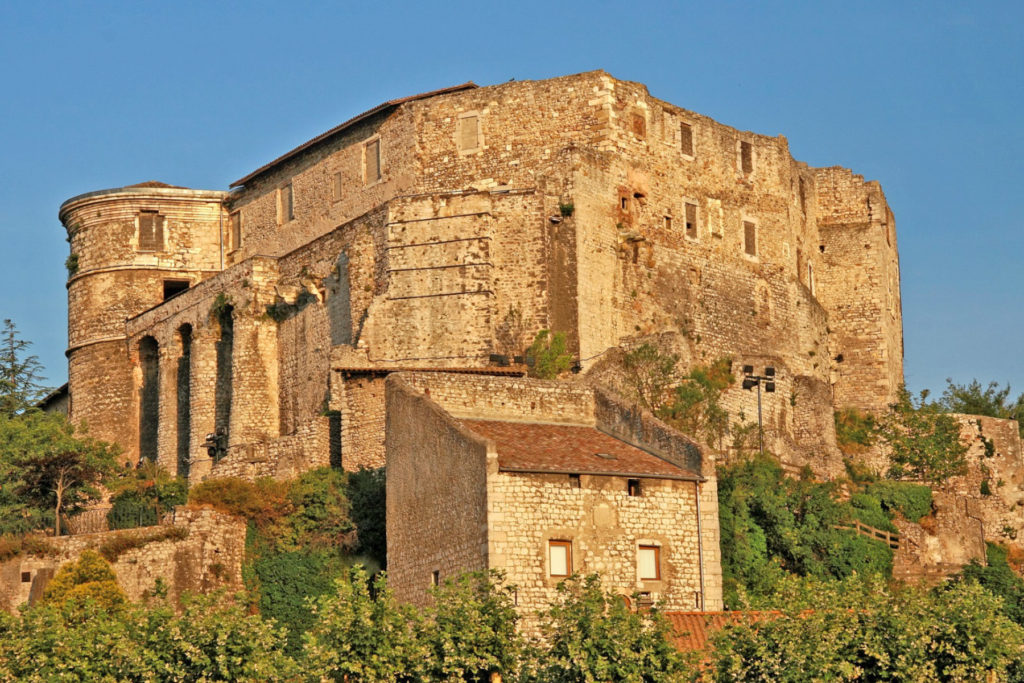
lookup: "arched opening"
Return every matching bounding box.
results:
[176,324,192,477]
[213,305,234,459]
[138,336,159,463]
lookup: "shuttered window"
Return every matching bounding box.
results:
[638,545,661,580]
[680,121,694,156]
[685,202,698,239]
[365,139,381,184]
[744,220,757,256]
[138,211,164,251]
[457,115,479,151]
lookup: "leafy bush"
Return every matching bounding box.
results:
[188,476,290,527]
[717,455,893,606]
[107,467,187,530]
[834,407,875,455]
[849,492,897,532]
[657,357,734,448]
[346,466,386,568]
[42,549,127,611]
[877,386,969,482]
[864,479,933,522]
[526,330,573,379]
[958,543,1024,627]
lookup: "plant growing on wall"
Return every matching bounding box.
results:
[64,253,79,277]
[526,330,573,379]
[622,343,679,412]
[658,357,735,448]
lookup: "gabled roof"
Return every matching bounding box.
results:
[230,82,478,189]
[459,419,701,481]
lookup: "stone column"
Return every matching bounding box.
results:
[187,326,219,485]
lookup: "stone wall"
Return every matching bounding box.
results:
[0,508,245,614]
[385,376,490,605]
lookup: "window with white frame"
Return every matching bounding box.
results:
[548,539,571,577]
[638,545,661,580]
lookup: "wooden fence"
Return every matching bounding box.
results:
[834,519,900,550]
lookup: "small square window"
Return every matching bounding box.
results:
[21,571,31,583]
[569,473,581,488]
[365,139,381,184]
[638,545,661,580]
[549,540,571,577]
[685,202,698,240]
[743,220,757,257]
[680,121,694,156]
[627,479,641,497]
[332,172,343,202]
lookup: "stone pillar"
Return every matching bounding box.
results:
[188,326,219,485]
[156,335,179,474]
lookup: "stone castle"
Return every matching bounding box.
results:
[58,70,902,481]
[47,70,922,611]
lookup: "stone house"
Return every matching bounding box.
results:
[385,372,723,614]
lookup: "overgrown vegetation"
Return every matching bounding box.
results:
[834,406,875,455]
[525,329,573,379]
[938,377,1024,438]
[717,455,895,607]
[97,525,189,563]
[876,386,969,482]
[106,462,187,529]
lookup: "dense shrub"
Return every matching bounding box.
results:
[97,526,188,562]
[107,464,187,530]
[958,542,1024,627]
[834,407,875,455]
[718,455,893,606]
[526,330,573,379]
[188,476,290,527]
[347,466,386,568]
[849,492,897,532]
[866,479,933,522]
[41,549,127,611]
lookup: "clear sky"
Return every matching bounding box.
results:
[1,1,1021,398]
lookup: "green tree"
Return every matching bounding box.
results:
[0,319,48,417]
[536,574,691,682]
[709,575,1024,681]
[876,386,969,483]
[526,330,573,379]
[347,465,386,568]
[939,377,1024,438]
[0,411,119,536]
[303,566,420,682]
[417,571,525,682]
[622,343,679,412]
[657,358,734,448]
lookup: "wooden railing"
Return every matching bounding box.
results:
[834,520,900,550]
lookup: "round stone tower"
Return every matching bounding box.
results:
[59,182,227,463]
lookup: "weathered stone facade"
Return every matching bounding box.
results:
[0,508,245,614]
[58,71,904,481]
[385,372,723,615]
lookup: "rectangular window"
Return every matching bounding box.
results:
[680,121,694,156]
[664,215,672,231]
[21,571,30,583]
[740,141,753,174]
[332,172,343,202]
[457,115,479,151]
[628,479,641,497]
[685,202,698,239]
[743,220,757,256]
[638,545,661,580]
[549,540,571,577]
[431,570,440,587]
[569,473,581,488]
[138,210,164,251]
[229,211,241,250]
[278,183,294,224]
[365,139,381,184]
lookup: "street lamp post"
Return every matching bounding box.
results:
[741,365,775,455]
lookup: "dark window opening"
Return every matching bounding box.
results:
[632,243,639,264]
[743,221,757,256]
[163,280,189,300]
[139,336,160,464]
[138,210,164,252]
[685,202,698,239]
[740,141,753,174]
[680,121,694,156]
[176,325,192,479]
[21,571,31,583]
[431,570,440,587]
[621,197,629,211]
[664,216,672,231]
[569,473,581,488]
[628,479,641,497]
[819,245,825,253]
[214,305,234,457]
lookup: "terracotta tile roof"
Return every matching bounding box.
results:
[664,611,781,651]
[459,420,701,480]
[230,82,478,188]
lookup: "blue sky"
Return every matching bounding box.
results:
[1,1,1021,399]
